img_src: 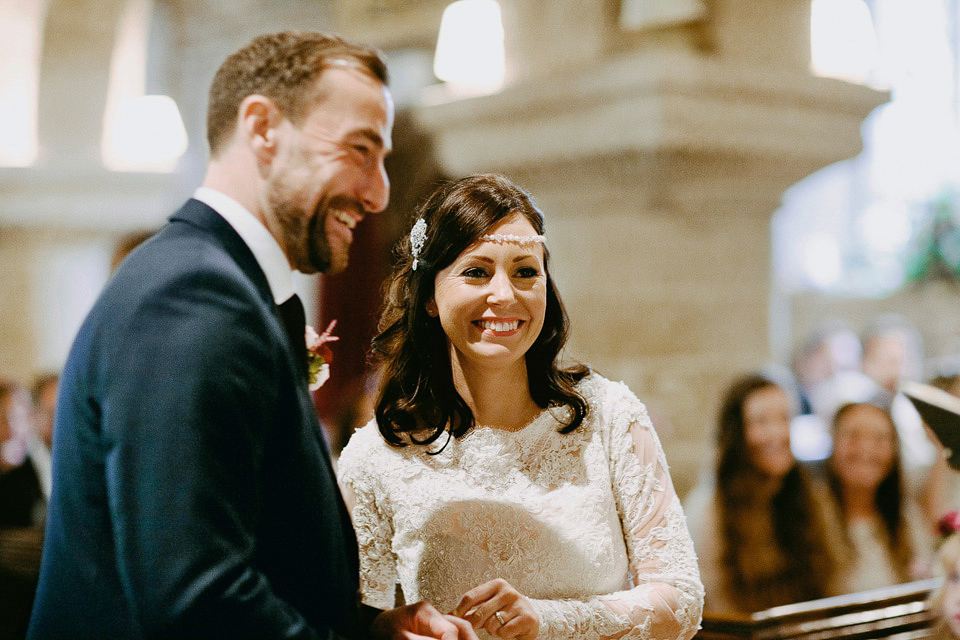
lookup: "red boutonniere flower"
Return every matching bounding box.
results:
[305,320,338,391]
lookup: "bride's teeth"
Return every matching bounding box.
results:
[480,320,518,331]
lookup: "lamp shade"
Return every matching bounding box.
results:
[433,0,505,92]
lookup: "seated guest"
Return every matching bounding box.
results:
[920,374,960,530]
[0,379,43,528]
[685,372,843,613]
[26,371,58,501]
[860,314,934,486]
[928,511,960,640]
[825,402,931,593]
[0,378,44,640]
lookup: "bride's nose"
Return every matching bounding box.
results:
[486,271,516,305]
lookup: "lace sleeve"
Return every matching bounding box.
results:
[338,435,398,611]
[531,386,704,640]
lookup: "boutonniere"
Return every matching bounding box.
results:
[306,320,339,390]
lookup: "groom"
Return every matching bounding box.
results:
[29,31,475,640]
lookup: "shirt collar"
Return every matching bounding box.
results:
[193,187,295,305]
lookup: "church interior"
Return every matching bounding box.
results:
[3,0,960,587]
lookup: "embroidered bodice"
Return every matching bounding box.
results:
[338,374,703,640]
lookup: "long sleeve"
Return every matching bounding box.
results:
[339,449,399,611]
[530,387,704,640]
[682,485,733,614]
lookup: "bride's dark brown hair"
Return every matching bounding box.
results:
[371,174,588,448]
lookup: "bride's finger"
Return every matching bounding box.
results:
[452,578,506,618]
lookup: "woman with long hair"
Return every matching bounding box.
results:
[684,372,842,612]
[825,401,930,591]
[338,174,703,640]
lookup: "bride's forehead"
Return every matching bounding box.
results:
[485,212,536,234]
[456,239,545,264]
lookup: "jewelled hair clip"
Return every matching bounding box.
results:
[410,218,427,270]
[479,233,546,246]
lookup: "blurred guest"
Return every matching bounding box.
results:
[860,313,934,479]
[0,379,43,529]
[109,228,156,273]
[684,372,843,613]
[928,511,960,640]
[0,378,44,640]
[790,319,876,462]
[793,318,866,415]
[919,374,960,529]
[825,402,931,593]
[27,372,58,499]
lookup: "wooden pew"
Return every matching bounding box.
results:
[697,578,942,639]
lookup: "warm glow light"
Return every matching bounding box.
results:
[0,0,48,166]
[103,95,188,172]
[433,0,505,94]
[101,0,187,171]
[810,0,879,84]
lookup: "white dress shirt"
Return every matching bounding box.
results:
[193,187,295,305]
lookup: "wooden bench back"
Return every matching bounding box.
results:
[697,578,942,639]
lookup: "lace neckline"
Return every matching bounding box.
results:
[472,406,552,434]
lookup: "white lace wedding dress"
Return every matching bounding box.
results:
[338,374,703,640]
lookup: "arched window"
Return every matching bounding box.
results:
[775,0,960,296]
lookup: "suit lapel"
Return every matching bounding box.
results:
[169,200,274,306]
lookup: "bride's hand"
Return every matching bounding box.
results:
[452,578,539,640]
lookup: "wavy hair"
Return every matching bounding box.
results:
[826,401,913,582]
[372,174,588,449]
[715,372,838,610]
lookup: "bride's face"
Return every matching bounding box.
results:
[428,214,547,375]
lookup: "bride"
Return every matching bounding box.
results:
[338,174,703,640]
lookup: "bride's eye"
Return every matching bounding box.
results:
[461,266,488,279]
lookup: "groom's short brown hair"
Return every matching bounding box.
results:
[206,30,388,157]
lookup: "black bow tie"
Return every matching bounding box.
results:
[278,294,307,369]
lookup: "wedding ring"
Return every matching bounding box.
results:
[495,611,507,626]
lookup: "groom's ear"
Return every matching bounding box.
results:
[240,94,281,163]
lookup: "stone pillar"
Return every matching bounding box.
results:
[37,0,126,168]
[340,0,887,495]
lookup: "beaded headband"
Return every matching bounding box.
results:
[409,218,545,271]
[480,233,547,245]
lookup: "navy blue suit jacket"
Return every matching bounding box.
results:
[29,200,363,639]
